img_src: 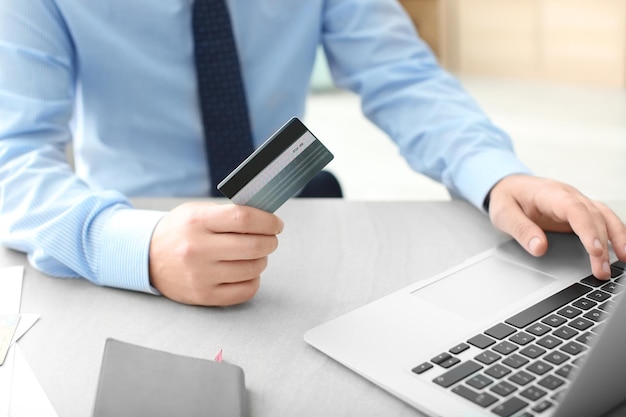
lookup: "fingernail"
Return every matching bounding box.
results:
[529,237,540,255]
[594,239,602,250]
[603,261,611,274]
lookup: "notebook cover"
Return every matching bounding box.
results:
[92,338,247,417]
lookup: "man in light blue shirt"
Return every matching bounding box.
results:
[1,0,624,306]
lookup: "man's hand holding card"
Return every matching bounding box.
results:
[149,118,333,306]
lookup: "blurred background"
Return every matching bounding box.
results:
[304,0,626,203]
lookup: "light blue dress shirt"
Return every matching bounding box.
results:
[0,0,531,293]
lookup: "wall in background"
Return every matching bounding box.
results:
[398,0,626,87]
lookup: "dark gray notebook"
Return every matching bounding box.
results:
[93,338,247,417]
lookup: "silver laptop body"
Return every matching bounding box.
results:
[305,233,626,417]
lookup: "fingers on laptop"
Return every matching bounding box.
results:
[487,175,626,279]
[596,201,626,262]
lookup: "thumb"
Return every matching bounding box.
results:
[490,198,549,257]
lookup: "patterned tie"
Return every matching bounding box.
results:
[192,0,254,196]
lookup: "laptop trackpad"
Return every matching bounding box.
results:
[412,256,555,321]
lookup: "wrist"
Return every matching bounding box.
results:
[98,208,166,294]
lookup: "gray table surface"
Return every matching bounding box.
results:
[4,199,625,417]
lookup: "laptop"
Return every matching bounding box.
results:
[305,232,626,417]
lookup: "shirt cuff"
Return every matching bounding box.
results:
[450,148,533,212]
[97,208,166,294]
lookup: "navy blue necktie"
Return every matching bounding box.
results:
[192,0,254,196]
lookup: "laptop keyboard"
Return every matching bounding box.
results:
[412,261,626,417]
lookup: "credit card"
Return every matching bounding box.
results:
[218,117,334,213]
[0,314,20,366]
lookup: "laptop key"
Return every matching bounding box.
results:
[526,360,553,376]
[583,309,607,322]
[439,358,461,369]
[572,298,596,310]
[474,350,501,365]
[538,374,565,390]
[557,305,582,319]
[587,290,611,302]
[581,275,606,287]
[601,281,623,294]
[555,364,576,379]
[451,385,498,408]
[439,357,461,368]
[492,341,518,356]
[509,331,535,345]
[502,354,529,369]
[490,381,517,397]
[485,323,516,340]
[509,370,536,386]
[506,283,591,328]
[433,360,483,388]
[526,323,551,336]
[537,335,563,349]
[485,364,512,379]
[492,396,528,417]
[576,331,596,345]
[467,374,493,389]
[449,342,470,354]
[532,400,554,413]
[552,326,578,340]
[543,351,570,365]
[411,362,433,375]
[431,352,453,365]
[467,334,496,349]
[519,344,546,359]
[520,385,547,401]
[569,317,594,331]
[560,341,586,356]
[541,314,566,327]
